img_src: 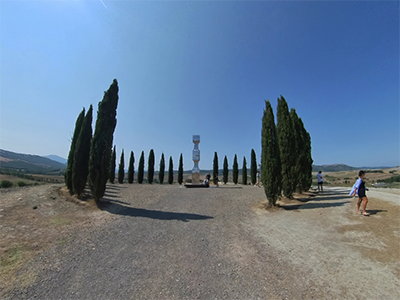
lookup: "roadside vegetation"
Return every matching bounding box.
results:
[311,168,399,189]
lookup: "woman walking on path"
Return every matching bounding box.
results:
[350,170,370,216]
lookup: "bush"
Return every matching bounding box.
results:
[0,180,13,188]
[378,175,400,183]
[17,181,27,187]
[366,170,383,173]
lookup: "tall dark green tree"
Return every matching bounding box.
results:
[233,154,239,184]
[290,109,302,192]
[65,108,85,194]
[89,79,119,203]
[250,149,257,185]
[138,151,145,184]
[148,149,155,184]
[277,95,296,199]
[168,156,174,184]
[72,105,93,196]
[159,153,165,184]
[298,118,313,191]
[178,154,183,185]
[118,149,125,184]
[213,152,219,184]
[223,156,229,184]
[128,151,134,184]
[242,157,248,185]
[109,146,116,183]
[261,100,282,206]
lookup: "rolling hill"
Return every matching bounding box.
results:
[0,149,66,173]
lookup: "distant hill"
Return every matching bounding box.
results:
[0,149,66,173]
[312,164,393,172]
[45,155,67,165]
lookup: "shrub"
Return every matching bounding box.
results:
[17,181,27,187]
[0,180,13,188]
[366,170,383,173]
[378,175,400,183]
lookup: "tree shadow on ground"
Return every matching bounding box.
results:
[280,190,352,210]
[317,190,350,196]
[282,201,348,210]
[99,199,214,222]
[217,186,243,189]
[105,184,127,191]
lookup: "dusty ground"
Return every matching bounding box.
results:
[0,184,113,294]
[0,183,399,299]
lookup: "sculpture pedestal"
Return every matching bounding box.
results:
[192,172,200,183]
[192,135,201,183]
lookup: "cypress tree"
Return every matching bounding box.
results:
[298,119,313,191]
[128,151,134,184]
[213,152,219,184]
[159,153,165,184]
[138,151,144,184]
[109,146,116,183]
[118,149,125,184]
[72,105,93,196]
[65,108,85,194]
[290,109,302,193]
[233,154,239,184]
[89,79,119,203]
[148,149,155,184]
[305,130,313,191]
[168,156,173,184]
[261,100,282,206]
[250,149,257,185]
[223,156,229,184]
[242,157,248,185]
[178,153,183,185]
[277,95,296,199]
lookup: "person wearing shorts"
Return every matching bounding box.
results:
[317,171,323,191]
[350,170,370,216]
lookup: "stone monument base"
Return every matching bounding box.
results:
[192,172,200,183]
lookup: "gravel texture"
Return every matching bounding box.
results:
[4,184,400,299]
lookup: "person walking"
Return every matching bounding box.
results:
[350,170,370,216]
[255,171,260,187]
[317,171,323,191]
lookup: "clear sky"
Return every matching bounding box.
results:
[1,0,399,170]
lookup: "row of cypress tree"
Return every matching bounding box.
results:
[65,79,119,203]
[109,149,185,185]
[261,96,313,206]
[215,150,259,185]
[110,149,258,185]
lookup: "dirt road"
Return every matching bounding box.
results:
[3,184,400,299]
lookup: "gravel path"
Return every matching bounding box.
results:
[5,184,400,299]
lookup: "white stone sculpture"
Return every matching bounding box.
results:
[192,135,200,182]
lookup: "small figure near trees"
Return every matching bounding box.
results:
[206,173,211,182]
[317,171,323,192]
[255,171,260,187]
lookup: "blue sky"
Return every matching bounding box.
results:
[1,0,399,170]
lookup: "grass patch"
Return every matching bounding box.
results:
[0,246,24,268]
[52,216,71,227]
[0,245,38,294]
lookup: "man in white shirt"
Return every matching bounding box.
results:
[317,171,323,191]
